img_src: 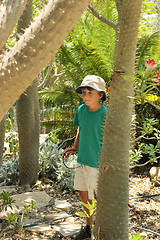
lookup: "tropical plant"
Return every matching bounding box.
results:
[0,156,19,186]
[135,10,160,131]
[136,32,160,71]
[5,200,37,232]
[5,108,15,132]
[38,0,117,136]
[5,213,19,229]
[39,87,79,139]
[129,233,143,240]
[130,118,160,167]
[0,191,15,211]
[75,197,97,220]
[134,37,160,165]
[75,198,144,240]
[57,0,117,81]
[39,141,63,180]
[39,139,77,192]
[5,133,19,156]
[135,58,160,105]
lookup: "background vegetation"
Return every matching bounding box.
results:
[1,0,160,191]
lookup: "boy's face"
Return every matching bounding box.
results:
[81,87,103,107]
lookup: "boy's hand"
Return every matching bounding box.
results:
[62,147,78,159]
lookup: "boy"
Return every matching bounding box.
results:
[63,75,107,239]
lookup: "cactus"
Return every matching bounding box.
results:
[0,0,91,122]
[0,0,27,49]
[0,117,6,167]
[16,0,40,188]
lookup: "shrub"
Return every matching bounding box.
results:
[0,156,19,185]
[1,132,77,192]
[39,140,77,192]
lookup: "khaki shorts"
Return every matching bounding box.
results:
[74,163,99,200]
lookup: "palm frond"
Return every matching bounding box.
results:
[136,31,160,70]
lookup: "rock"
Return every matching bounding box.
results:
[149,167,160,186]
[44,211,70,221]
[0,186,17,194]
[153,224,160,230]
[27,224,53,232]
[139,231,148,238]
[55,199,72,212]
[12,191,52,209]
[53,222,81,237]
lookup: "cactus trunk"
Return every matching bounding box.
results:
[95,0,142,239]
[0,117,6,167]
[0,0,27,49]
[0,0,91,122]
[16,0,39,187]
[17,81,39,187]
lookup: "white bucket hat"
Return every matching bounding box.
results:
[75,75,106,101]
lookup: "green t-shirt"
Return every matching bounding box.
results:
[73,104,107,168]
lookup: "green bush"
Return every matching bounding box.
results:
[129,233,143,240]
[0,190,15,211]
[1,132,77,193]
[0,156,19,185]
[130,117,160,166]
[39,140,77,192]
[5,133,19,155]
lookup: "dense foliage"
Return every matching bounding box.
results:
[3,0,160,181]
[1,133,77,193]
[38,0,117,139]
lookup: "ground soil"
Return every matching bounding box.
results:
[129,166,160,239]
[0,166,160,240]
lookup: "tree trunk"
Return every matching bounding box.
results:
[16,0,39,187]
[0,0,91,122]
[17,80,39,187]
[0,117,6,167]
[95,1,142,239]
[0,0,27,50]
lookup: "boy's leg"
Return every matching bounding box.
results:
[74,165,98,239]
[79,191,92,226]
[76,190,91,239]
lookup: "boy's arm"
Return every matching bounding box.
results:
[72,126,80,150]
[63,127,80,158]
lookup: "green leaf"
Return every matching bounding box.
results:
[129,232,143,239]
[80,201,90,208]
[75,212,88,218]
[157,141,160,148]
